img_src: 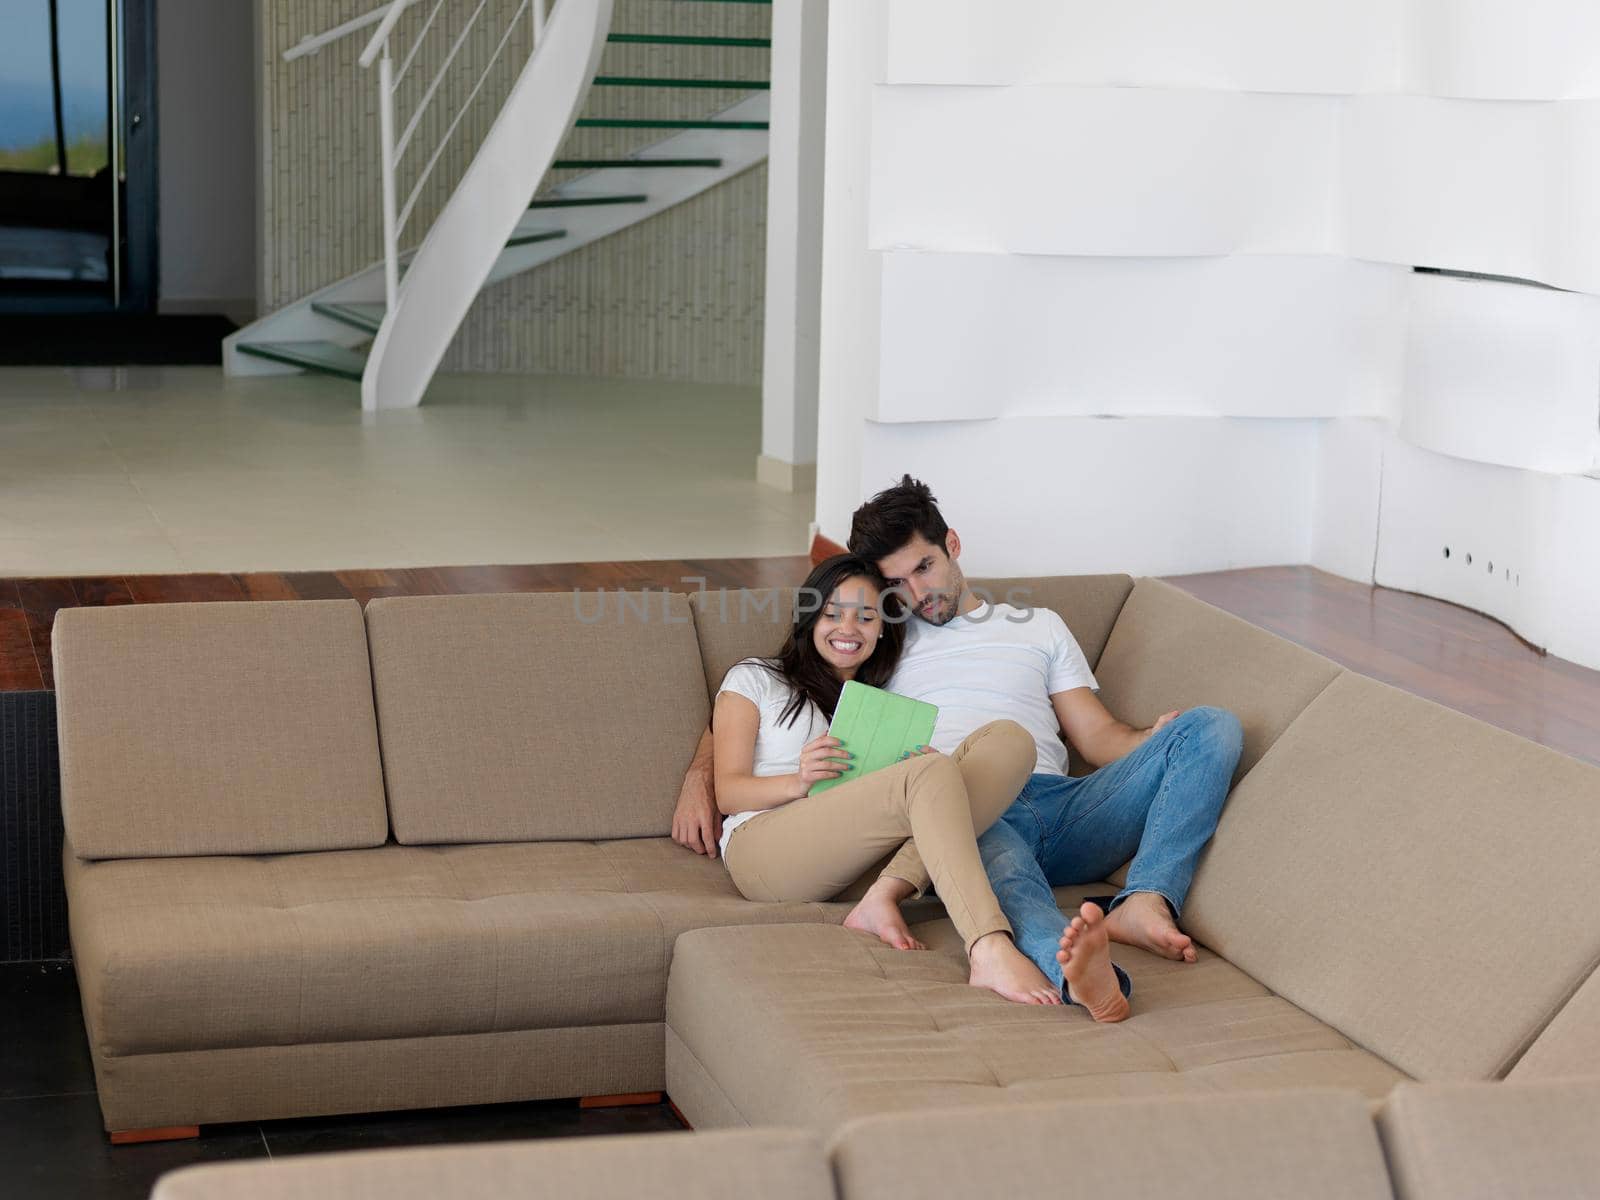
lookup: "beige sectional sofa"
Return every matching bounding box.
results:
[149,1076,1600,1200]
[53,575,1600,1143]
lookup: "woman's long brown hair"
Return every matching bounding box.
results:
[742,554,906,728]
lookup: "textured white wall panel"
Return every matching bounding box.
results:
[877,253,1407,422]
[1400,273,1600,474]
[868,87,1342,257]
[858,416,1317,577]
[1374,437,1553,652]
[1310,418,1387,584]
[885,0,1600,100]
[1368,435,1600,670]
[1541,474,1600,668]
[1343,97,1600,294]
[885,0,1399,94]
[1408,0,1600,100]
[868,85,1600,296]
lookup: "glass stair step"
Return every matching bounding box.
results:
[525,194,648,209]
[575,118,768,130]
[606,34,770,47]
[593,76,770,89]
[504,229,569,249]
[310,301,385,335]
[236,340,367,381]
[552,157,723,169]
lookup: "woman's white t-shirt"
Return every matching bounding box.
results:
[714,658,827,858]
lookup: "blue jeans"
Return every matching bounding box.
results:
[978,705,1244,1004]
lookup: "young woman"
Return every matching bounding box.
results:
[712,553,1065,1005]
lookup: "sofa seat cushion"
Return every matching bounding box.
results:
[666,886,1408,1133]
[69,839,915,1057]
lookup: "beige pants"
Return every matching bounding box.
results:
[725,719,1036,954]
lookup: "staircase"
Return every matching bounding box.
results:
[225,0,771,410]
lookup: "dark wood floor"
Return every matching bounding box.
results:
[3,557,1597,767]
[1167,565,1600,768]
[0,557,812,693]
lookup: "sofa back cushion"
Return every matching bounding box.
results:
[691,586,800,705]
[367,591,710,844]
[53,600,388,859]
[1094,577,1343,779]
[1379,1077,1600,1200]
[967,574,1133,672]
[689,575,1133,708]
[1184,671,1600,1081]
[830,1089,1393,1200]
[1507,961,1600,1081]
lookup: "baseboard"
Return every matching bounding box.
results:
[756,455,817,494]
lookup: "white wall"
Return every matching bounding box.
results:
[759,0,828,487]
[156,0,257,321]
[814,0,1600,670]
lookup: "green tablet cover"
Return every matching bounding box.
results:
[809,679,939,796]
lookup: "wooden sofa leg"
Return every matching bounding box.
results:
[110,1125,200,1145]
[667,1098,694,1129]
[579,1091,663,1109]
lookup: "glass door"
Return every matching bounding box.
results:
[0,0,155,313]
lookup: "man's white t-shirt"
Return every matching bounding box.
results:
[714,658,828,857]
[886,600,1097,778]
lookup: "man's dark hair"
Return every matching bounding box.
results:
[847,475,950,562]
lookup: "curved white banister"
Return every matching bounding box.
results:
[282,0,421,63]
[360,0,416,69]
[361,0,614,410]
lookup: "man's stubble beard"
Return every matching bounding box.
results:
[916,563,968,628]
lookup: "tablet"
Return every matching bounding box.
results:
[809,679,939,796]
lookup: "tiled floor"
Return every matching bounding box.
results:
[0,367,813,577]
[0,963,685,1200]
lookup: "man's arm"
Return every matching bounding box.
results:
[1052,687,1180,770]
[671,726,722,858]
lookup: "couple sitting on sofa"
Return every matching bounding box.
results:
[671,476,1245,1020]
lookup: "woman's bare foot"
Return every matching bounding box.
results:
[968,931,1063,1005]
[1057,903,1131,1023]
[1102,891,1197,962]
[843,877,926,950]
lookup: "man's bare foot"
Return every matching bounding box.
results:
[843,877,926,950]
[1057,903,1131,1023]
[968,932,1063,1005]
[1102,891,1197,963]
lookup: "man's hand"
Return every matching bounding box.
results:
[672,727,722,858]
[1146,710,1181,741]
[1054,686,1185,769]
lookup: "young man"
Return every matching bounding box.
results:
[672,476,1243,1021]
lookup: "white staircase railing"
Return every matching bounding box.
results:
[281,0,613,410]
[362,0,612,410]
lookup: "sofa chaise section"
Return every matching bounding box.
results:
[665,890,1408,1132]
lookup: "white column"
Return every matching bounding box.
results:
[758,0,829,493]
